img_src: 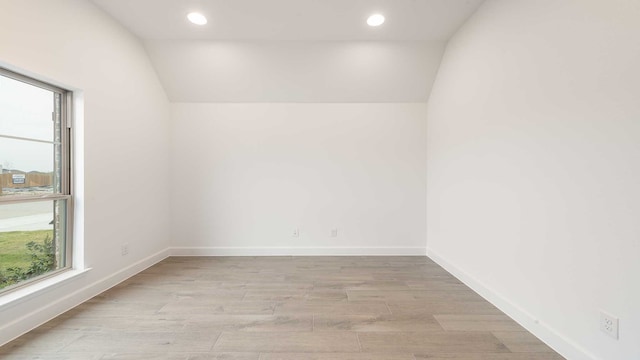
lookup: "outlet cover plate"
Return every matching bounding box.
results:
[600,311,619,339]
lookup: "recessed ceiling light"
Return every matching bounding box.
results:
[367,14,385,27]
[187,12,207,25]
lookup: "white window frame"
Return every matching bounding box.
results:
[0,67,73,294]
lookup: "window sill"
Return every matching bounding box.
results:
[0,268,92,310]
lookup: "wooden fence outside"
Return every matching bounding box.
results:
[0,173,53,195]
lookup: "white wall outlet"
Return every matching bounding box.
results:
[330,228,338,237]
[292,228,299,237]
[600,311,619,339]
[121,243,129,256]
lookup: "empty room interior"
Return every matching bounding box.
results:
[0,0,638,359]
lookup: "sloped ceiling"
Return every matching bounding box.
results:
[91,0,484,102]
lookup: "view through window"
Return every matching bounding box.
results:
[0,68,71,293]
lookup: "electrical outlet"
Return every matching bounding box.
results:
[292,228,299,237]
[600,311,619,339]
[330,228,338,237]
[121,243,129,256]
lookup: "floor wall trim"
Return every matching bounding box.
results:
[0,247,170,347]
[169,246,427,256]
[426,247,598,360]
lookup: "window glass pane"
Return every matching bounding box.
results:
[0,200,67,291]
[0,74,55,142]
[0,137,61,197]
[0,69,70,293]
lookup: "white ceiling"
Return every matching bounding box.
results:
[90,0,484,41]
[145,41,445,102]
[89,0,484,102]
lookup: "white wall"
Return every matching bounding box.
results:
[426,1,640,359]
[171,103,427,255]
[145,41,444,102]
[0,0,171,344]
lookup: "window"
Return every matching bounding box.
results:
[0,68,72,293]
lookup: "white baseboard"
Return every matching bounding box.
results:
[0,248,170,347]
[170,246,427,256]
[426,247,599,360]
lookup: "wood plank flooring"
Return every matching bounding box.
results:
[0,256,565,359]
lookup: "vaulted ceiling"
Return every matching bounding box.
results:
[90,0,484,102]
[91,0,483,41]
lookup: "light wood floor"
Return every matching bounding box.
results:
[1,256,565,359]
